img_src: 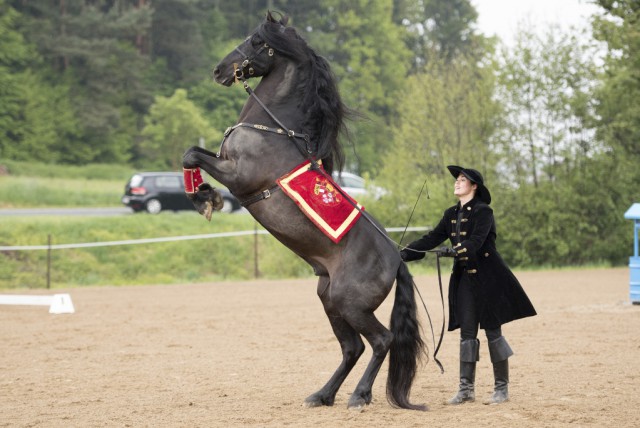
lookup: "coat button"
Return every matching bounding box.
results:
[467,206,471,211]
[484,252,489,257]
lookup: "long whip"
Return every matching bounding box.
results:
[399,177,430,249]
[397,176,446,374]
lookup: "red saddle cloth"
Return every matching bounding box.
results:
[277,161,364,243]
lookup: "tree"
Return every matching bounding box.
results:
[10,0,154,163]
[188,38,250,135]
[393,0,486,67]
[495,23,599,187]
[139,89,221,170]
[375,54,500,227]
[0,0,32,158]
[592,0,640,158]
[0,0,82,162]
[150,0,207,85]
[294,0,413,174]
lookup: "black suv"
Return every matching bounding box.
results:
[121,172,241,214]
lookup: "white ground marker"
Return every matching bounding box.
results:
[0,293,75,314]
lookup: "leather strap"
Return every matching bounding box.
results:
[238,185,281,207]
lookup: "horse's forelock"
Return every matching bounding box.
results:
[258,19,304,60]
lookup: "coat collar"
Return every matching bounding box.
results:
[456,196,480,212]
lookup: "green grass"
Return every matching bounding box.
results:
[1,159,135,180]
[0,212,312,289]
[0,176,125,208]
[0,160,135,208]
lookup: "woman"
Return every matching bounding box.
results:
[400,165,536,405]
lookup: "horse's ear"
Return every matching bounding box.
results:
[266,10,274,22]
[266,10,278,23]
[266,10,289,27]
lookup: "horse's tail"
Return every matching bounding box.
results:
[386,262,427,411]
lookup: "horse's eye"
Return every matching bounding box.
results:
[251,35,264,47]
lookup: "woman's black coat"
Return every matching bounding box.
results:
[402,197,536,331]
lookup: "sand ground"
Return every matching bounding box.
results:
[1,267,638,427]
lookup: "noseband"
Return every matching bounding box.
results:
[234,42,274,79]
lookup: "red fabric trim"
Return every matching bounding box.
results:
[277,161,363,243]
[183,168,204,194]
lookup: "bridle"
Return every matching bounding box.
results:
[230,39,314,157]
[226,38,419,248]
[233,41,274,79]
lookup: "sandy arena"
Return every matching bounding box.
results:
[1,267,638,427]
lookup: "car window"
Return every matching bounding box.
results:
[129,174,144,187]
[340,175,364,189]
[155,176,182,189]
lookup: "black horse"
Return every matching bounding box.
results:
[183,12,426,411]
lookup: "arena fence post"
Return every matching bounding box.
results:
[47,234,52,289]
[254,222,260,278]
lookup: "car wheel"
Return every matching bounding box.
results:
[146,198,162,214]
[220,197,236,213]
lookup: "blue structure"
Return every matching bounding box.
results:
[624,203,640,304]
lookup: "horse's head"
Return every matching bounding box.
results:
[212,11,347,174]
[213,12,290,86]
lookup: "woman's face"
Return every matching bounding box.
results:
[454,174,477,199]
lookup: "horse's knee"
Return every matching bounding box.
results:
[182,146,199,168]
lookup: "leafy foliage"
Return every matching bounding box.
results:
[495,23,599,187]
[1,0,638,272]
[139,89,222,170]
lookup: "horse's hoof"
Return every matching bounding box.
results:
[303,393,333,408]
[347,396,367,411]
[303,400,322,408]
[203,201,213,221]
[347,403,366,412]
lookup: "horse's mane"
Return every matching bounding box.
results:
[257,13,348,174]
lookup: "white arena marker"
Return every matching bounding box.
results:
[0,293,75,314]
[48,294,75,314]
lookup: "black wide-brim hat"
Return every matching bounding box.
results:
[447,165,492,204]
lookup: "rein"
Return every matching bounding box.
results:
[232,43,314,159]
[232,42,447,373]
[231,43,438,252]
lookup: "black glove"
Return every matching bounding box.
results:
[434,246,457,257]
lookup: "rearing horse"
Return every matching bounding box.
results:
[182,12,426,411]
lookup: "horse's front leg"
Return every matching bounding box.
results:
[183,146,237,221]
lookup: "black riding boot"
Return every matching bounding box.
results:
[484,336,513,405]
[447,338,479,405]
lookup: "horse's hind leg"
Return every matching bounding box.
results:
[342,311,393,410]
[304,314,365,407]
[304,277,365,408]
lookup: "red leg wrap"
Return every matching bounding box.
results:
[183,168,204,194]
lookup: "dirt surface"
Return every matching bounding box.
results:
[1,268,638,427]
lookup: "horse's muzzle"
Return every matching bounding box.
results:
[212,66,233,86]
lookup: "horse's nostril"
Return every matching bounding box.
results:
[212,67,220,77]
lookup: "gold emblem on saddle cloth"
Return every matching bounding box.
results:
[313,176,342,206]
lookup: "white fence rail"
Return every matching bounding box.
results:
[0,226,430,288]
[0,226,429,251]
